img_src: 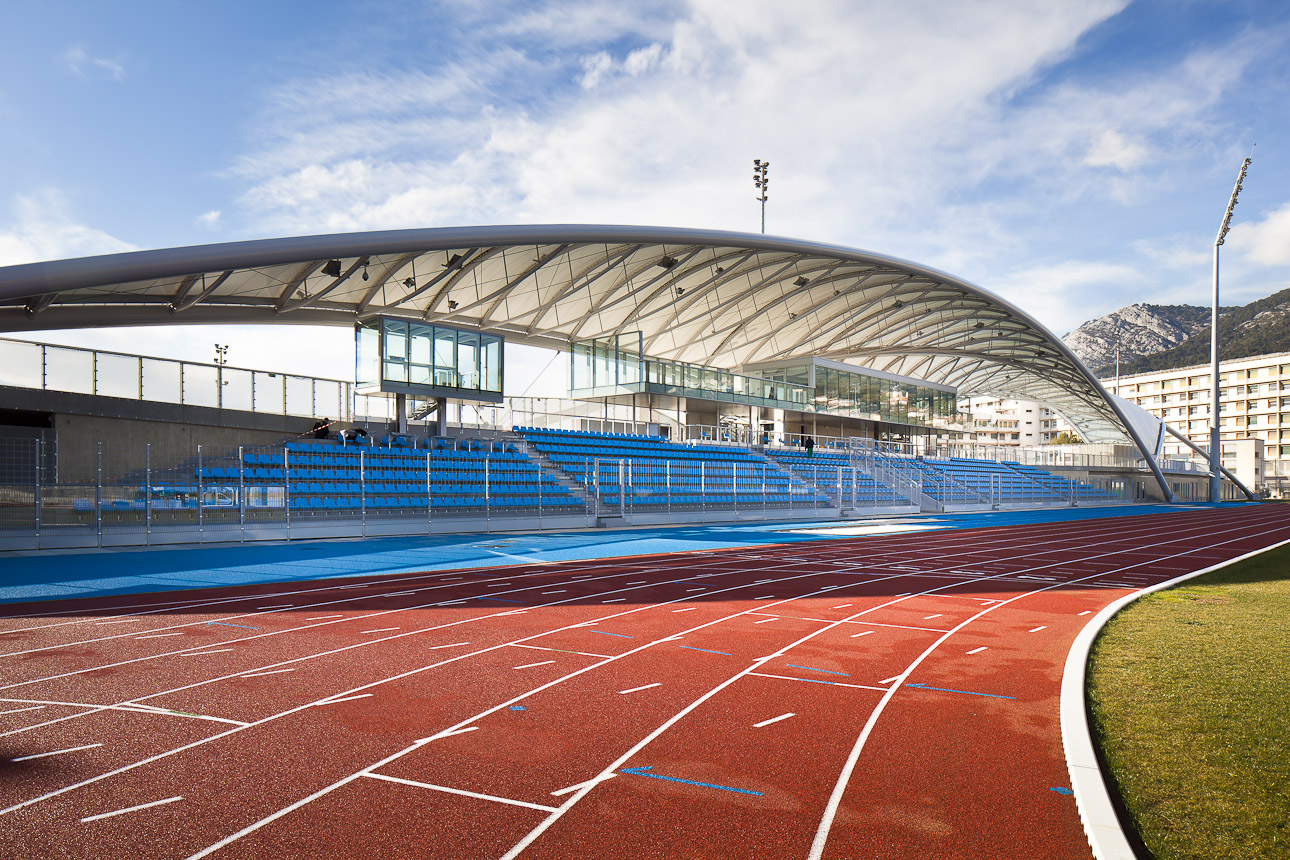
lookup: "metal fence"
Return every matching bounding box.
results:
[0,337,352,420]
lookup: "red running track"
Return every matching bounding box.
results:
[1,505,1287,859]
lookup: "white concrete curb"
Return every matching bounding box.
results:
[1060,533,1290,859]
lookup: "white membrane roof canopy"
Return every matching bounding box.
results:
[0,224,1155,464]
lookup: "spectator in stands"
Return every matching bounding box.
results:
[340,427,369,443]
[805,435,815,458]
[311,418,330,439]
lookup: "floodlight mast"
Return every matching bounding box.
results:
[1209,154,1252,503]
[753,159,769,233]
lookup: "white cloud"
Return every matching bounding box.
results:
[1083,129,1150,170]
[59,46,126,81]
[990,260,1141,334]
[1230,201,1290,266]
[0,190,135,267]
[196,210,222,229]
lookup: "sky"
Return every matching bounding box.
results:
[1,0,1288,394]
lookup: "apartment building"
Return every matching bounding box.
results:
[960,397,1063,446]
[1102,353,1283,489]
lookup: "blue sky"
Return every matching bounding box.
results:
[2,0,1288,389]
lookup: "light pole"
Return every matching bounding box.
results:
[753,159,769,233]
[1209,154,1253,503]
[214,343,229,410]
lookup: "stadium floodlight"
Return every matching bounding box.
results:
[1209,152,1253,503]
[753,159,769,233]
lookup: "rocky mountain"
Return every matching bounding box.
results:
[1062,303,1213,372]
[1061,287,1290,377]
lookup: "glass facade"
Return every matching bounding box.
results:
[356,316,503,402]
[567,337,957,430]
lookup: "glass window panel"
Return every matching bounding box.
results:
[384,360,408,383]
[356,321,380,387]
[0,340,41,389]
[482,335,502,392]
[285,376,314,416]
[457,331,480,390]
[141,359,183,404]
[43,346,94,395]
[222,368,254,412]
[383,319,409,360]
[96,353,140,399]
[253,372,286,414]
[183,364,220,408]
[433,327,457,387]
[409,323,433,367]
[571,341,591,390]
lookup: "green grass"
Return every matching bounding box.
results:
[1087,544,1290,860]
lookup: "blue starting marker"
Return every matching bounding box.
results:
[1049,786,1074,795]
[509,705,526,711]
[904,683,1016,700]
[621,765,762,796]
[207,621,259,630]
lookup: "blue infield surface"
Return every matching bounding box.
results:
[0,504,1224,604]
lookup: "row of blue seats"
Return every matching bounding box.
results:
[288,496,584,511]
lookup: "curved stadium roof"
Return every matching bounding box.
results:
[0,224,1158,472]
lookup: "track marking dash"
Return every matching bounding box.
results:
[13,743,102,762]
[966,647,988,655]
[81,796,183,823]
[753,712,795,728]
[618,683,661,695]
[363,773,557,812]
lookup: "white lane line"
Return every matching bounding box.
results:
[686,588,705,592]
[486,583,514,588]
[96,619,138,625]
[134,633,185,640]
[257,604,293,610]
[966,647,988,655]
[754,595,776,600]
[878,675,901,685]
[540,591,566,595]
[13,743,102,762]
[387,592,418,596]
[0,706,45,715]
[850,631,874,638]
[618,683,661,695]
[415,726,478,743]
[241,669,295,678]
[361,628,400,634]
[750,673,888,693]
[602,598,626,604]
[753,712,796,729]
[923,614,943,620]
[626,581,647,585]
[514,661,556,670]
[315,694,373,706]
[81,795,183,823]
[181,648,234,656]
[426,642,470,650]
[510,643,613,658]
[754,617,777,624]
[364,772,559,812]
[1029,626,1048,633]
[1078,610,1092,616]
[672,607,697,613]
[832,604,853,609]
[551,773,616,797]
[306,615,344,621]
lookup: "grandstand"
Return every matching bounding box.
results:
[0,224,1240,550]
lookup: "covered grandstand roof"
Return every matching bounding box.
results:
[0,224,1149,453]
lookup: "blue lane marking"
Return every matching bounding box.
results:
[680,646,732,656]
[905,683,1016,700]
[590,630,633,638]
[206,621,259,630]
[509,705,526,711]
[785,664,850,676]
[621,766,762,796]
[476,596,524,603]
[1049,786,1074,795]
